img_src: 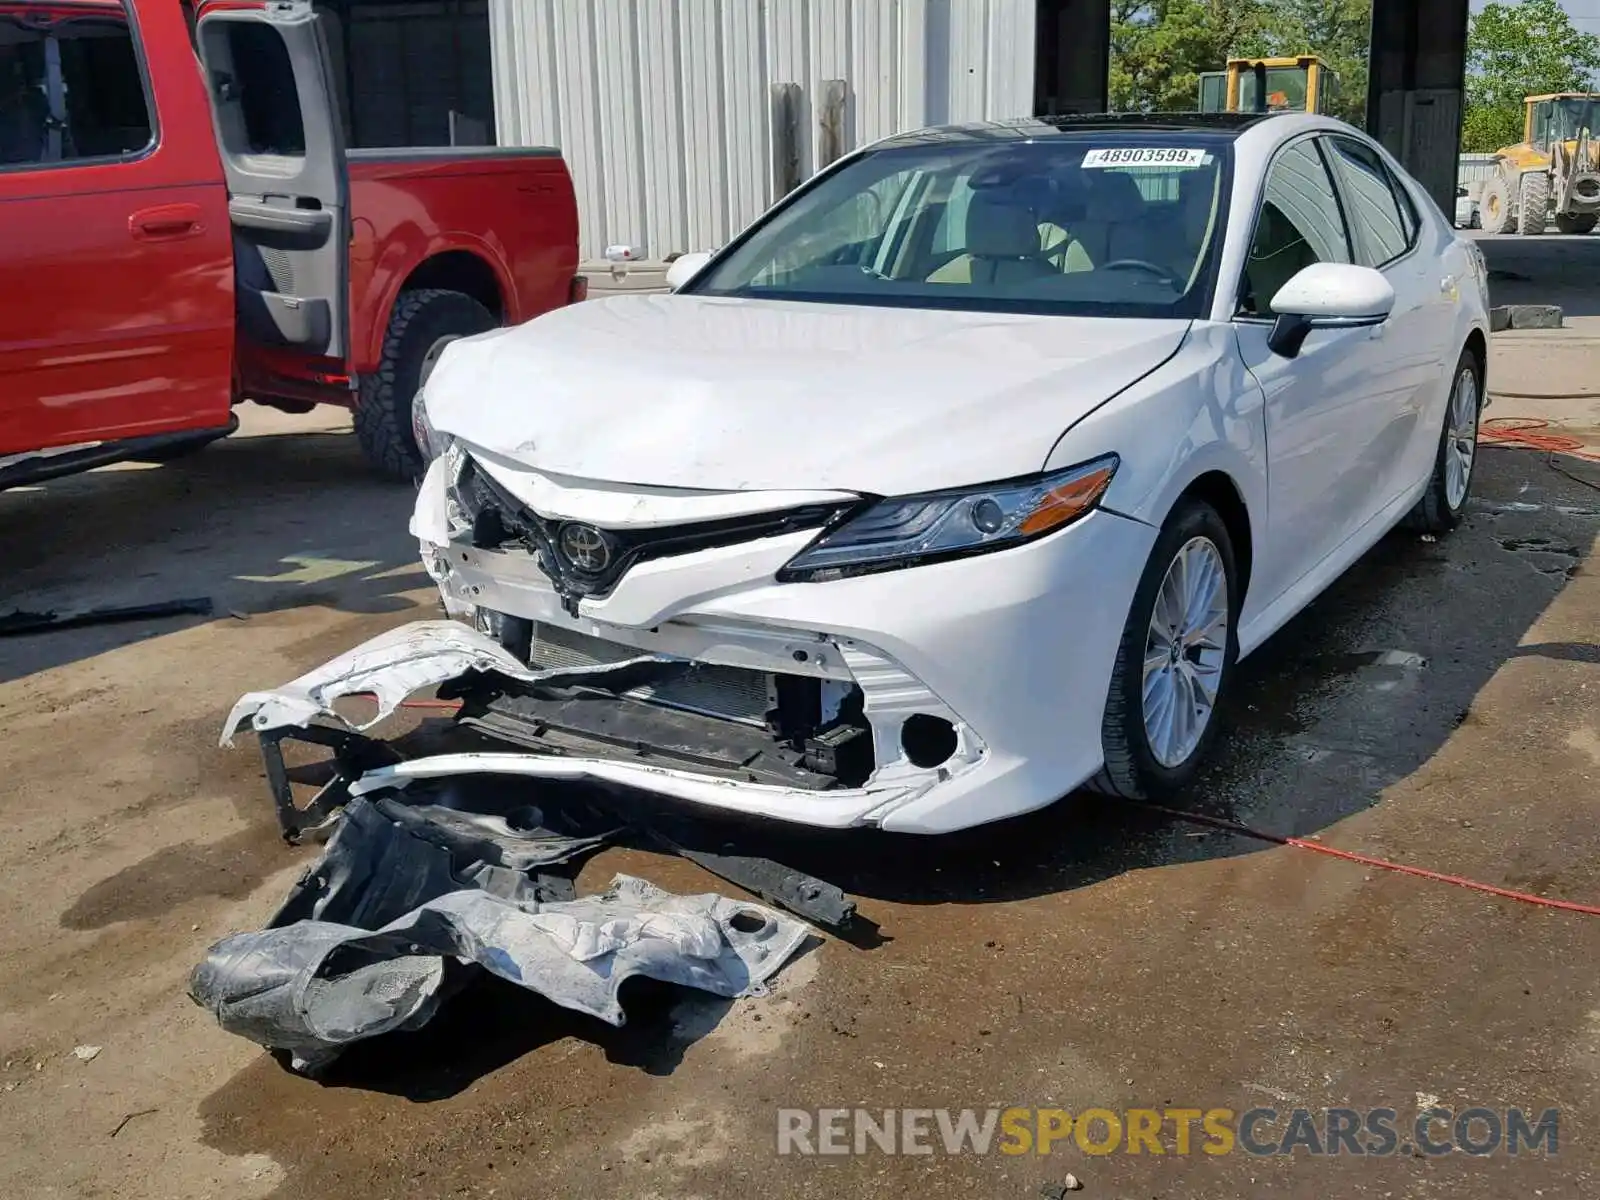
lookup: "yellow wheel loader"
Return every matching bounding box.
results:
[1197,57,1341,116]
[1480,93,1600,236]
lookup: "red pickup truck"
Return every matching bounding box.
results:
[0,0,580,485]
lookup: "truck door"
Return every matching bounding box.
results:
[0,0,235,456]
[194,1,349,362]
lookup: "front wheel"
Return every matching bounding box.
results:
[1517,172,1551,236]
[1403,348,1483,534]
[1096,499,1239,799]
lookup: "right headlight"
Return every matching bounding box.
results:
[777,454,1119,582]
[411,388,453,463]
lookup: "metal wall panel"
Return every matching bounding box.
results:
[490,0,1034,264]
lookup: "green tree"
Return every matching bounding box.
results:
[1246,0,1372,125]
[1465,0,1600,151]
[1109,0,1371,125]
[1110,0,1266,112]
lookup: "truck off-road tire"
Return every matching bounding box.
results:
[1555,212,1598,235]
[355,288,496,482]
[1402,347,1483,535]
[1517,172,1551,236]
[1093,498,1239,800]
[1480,175,1517,234]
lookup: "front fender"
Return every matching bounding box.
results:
[1044,321,1268,570]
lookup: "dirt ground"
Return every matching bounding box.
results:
[3,345,1600,1197]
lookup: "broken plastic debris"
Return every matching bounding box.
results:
[220,619,677,743]
[189,795,808,1073]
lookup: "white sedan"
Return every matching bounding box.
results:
[407,112,1491,834]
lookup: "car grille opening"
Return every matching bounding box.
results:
[458,619,875,788]
[531,622,774,727]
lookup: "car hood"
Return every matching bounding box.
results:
[424,294,1190,495]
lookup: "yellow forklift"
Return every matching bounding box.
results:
[1197,56,1341,116]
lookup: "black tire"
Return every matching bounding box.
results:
[1555,212,1597,235]
[355,288,496,481]
[1481,175,1516,234]
[1403,347,1483,534]
[1517,172,1550,236]
[1095,499,1240,799]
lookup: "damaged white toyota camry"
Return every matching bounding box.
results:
[344,113,1490,835]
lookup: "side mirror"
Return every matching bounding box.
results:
[1266,263,1395,358]
[665,250,713,291]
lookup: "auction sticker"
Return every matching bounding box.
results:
[1081,147,1208,168]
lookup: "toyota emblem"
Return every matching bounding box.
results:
[558,523,612,573]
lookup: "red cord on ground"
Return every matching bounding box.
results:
[1130,800,1600,916]
[1478,415,1600,463]
[388,695,1590,911]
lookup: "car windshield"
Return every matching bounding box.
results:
[687,128,1233,319]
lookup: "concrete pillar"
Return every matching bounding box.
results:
[1034,0,1108,116]
[1366,0,1470,217]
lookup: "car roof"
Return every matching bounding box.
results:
[869,112,1310,152]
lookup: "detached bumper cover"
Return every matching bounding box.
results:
[188,792,807,1074]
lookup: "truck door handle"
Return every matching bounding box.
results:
[130,204,203,240]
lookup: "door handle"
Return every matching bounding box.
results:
[130,203,203,241]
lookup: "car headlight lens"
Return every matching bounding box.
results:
[777,455,1119,582]
[411,389,453,463]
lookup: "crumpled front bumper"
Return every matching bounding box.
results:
[229,448,1158,834]
[221,619,982,831]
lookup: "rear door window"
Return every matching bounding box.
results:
[0,2,153,166]
[1324,136,1416,266]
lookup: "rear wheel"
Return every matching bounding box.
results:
[355,288,496,482]
[1403,348,1482,535]
[1096,499,1239,799]
[1517,172,1550,236]
[1481,175,1516,234]
[1555,212,1598,235]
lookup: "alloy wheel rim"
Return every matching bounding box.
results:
[1444,366,1479,510]
[1142,536,1229,769]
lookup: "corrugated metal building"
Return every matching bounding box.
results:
[488,0,1036,274]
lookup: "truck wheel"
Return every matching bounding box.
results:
[1517,173,1551,236]
[356,288,496,482]
[1480,175,1516,234]
[1555,212,1598,235]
